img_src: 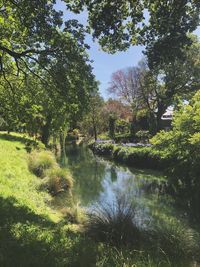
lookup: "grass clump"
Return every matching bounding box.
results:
[28,150,57,177]
[86,194,200,266]
[43,167,73,196]
[87,196,141,247]
[152,219,200,262]
[28,150,74,196]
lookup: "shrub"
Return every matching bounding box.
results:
[151,91,200,186]
[91,143,115,156]
[151,219,200,262]
[66,129,80,142]
[87,196,141,247]
[43,167,73,195]
[135,130,151,143]
[28,150,57,177]
[90,142,169,170]
[114,133,133,143]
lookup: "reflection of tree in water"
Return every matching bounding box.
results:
[110,166,117,182]
[64,144,107,206]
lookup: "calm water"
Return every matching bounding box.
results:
[61,143,196,225]
[60,143,200,266]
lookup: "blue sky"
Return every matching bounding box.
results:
[56,1,200,98]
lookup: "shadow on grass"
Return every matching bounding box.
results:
[0,133,44,152]
[0,133,32,144]
[0,196,57,267]
[0,196,101,267]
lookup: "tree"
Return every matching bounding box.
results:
[79,91,104,140]
[0,0,98,145]
[108,62,147,111]
[0,51,97,146]
[108,38,200,131]
[67,0,200,68]
[0,0,91,88]
[141,36,200,130]
[0,0,61,73]
[102,99,132,138]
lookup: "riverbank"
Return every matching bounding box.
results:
[89,141,171,171]
[0,132,82,266]
[1,133,199,267]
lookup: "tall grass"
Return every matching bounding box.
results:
[28,150,74,197]
[86,195,200,266]
[43,167,73,195]
[28,150,57,177]
[87,196,141,247]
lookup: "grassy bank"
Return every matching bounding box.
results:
[0,133,97,266]
[1,133,199,267]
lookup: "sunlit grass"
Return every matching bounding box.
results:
[0,132,60,222]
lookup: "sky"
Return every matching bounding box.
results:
[55,1,200,98]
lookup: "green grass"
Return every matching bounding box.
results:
[0,133,198,267]
[28,150,57,177]
[0,133,84,266]
[0,132,60,222]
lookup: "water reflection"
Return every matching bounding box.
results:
[64,144,166,209]
[64,143,106,205]
[63,144,200,227]
[62,144,200,266]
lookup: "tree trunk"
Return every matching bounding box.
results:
[156,102,167,132]
[93,124,97,141]
[148,112,157,135]
[59,131,67,166]
[41,116,51,147]
[109,116,116,139]
[92,115,97,141]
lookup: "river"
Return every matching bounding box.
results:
[61,144,197,224]
[59,143,200,266]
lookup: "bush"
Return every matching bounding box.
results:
[135,130,151,143]
[43,167,73,195]
[151,219,200,262]
[151,91,200,186]
[90,142,115,156]
[28,150,57,177]
[66,129,80,142]
[87,196,141,247]
[114,133,134,143]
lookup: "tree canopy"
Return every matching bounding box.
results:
[0,0,98,145]
[67,0,200,68]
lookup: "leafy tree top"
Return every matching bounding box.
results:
[66,0,200,68]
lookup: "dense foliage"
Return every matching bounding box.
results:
[67,0,200,68]
[151,90,200,187]
[0,0,99,146]
[108,37,200,131]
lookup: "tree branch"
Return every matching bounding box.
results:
[0,45,56,60]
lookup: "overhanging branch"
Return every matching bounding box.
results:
[0,45,56,60]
